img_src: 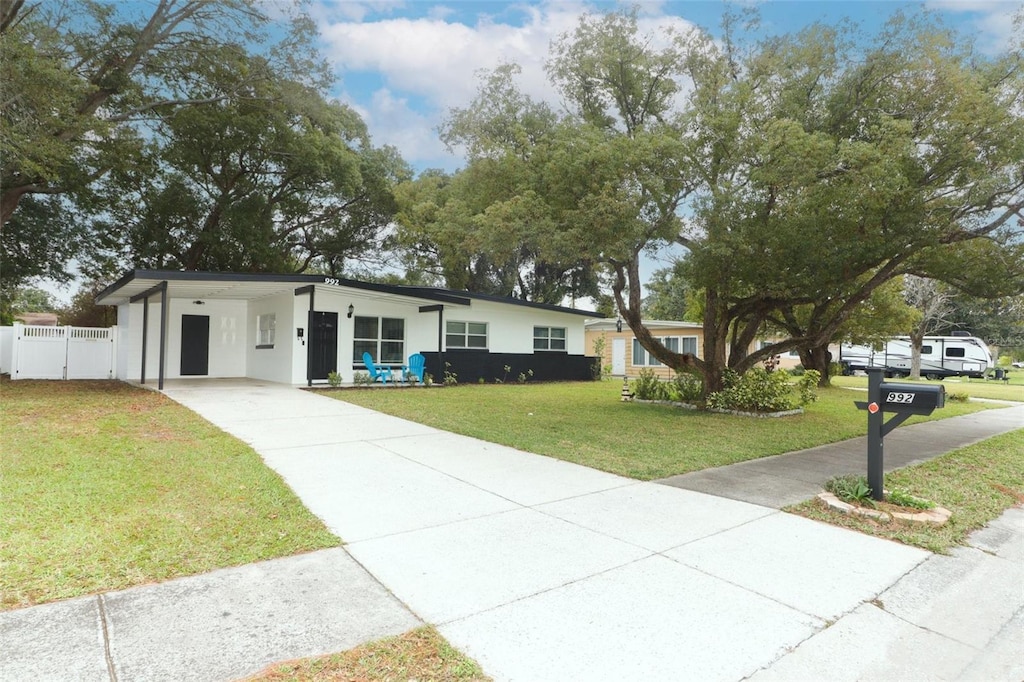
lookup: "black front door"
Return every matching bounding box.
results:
[308,311,338,380]
[181,314,210,376]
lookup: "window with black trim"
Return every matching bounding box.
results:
[945,347,965,358]
[256,313,275,348]
[533,326,566,351]
[354,316,405,364]
[446,321,488,349]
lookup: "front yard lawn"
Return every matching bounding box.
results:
[0,379,339,610]
[787,429,1024,553]
[327,380,1004,480]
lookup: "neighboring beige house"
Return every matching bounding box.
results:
[585,319,806,378]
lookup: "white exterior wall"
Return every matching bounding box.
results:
[296,287,438,383]
[444,300,587,354]
[247,293,295,384]
[166,299,247,378]
[106,281,590,386]
[116,303,131,380]
[121,298,248,381]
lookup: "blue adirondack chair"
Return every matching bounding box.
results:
[403,353,426,384]
[362,352,392,384]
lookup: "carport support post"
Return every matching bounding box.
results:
[131,281,168,389]
[866,368,884,501]
[157,281,167,390]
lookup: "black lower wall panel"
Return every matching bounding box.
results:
[420,350,598,383]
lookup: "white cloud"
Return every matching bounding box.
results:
[317,1,697,169]
[925,0,1021,53]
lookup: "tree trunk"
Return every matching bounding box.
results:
[908,330,925,379]
[1,187,29,225]
[701,288,730,395]
[798,344,833,387]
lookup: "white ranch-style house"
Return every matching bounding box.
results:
[95,270,600,388]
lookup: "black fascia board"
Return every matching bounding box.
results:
[97,269,601,316]
[96,269,472,306]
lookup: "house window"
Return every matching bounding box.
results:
[446,321,488,349]
[633,336,697,366]
[945,347,965,358]
[534,326,566,351]
[759,340,797,357]
[354,316,405,364]
[256,313,275,348]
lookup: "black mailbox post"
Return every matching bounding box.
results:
[855,368,945,500]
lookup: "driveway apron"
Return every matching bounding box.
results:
[160,381,1015,681]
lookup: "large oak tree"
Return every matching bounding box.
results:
[438,9,1023,394]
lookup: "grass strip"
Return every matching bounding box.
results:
[787,429,1024,553]
[325,380,1001,480]
[829,374,1024,402]
[244,627,490,682]
[0,379,339,610]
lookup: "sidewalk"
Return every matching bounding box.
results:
[658,403,1024,508]
[2,381,1021,681]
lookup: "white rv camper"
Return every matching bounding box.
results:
[839,334,993,379]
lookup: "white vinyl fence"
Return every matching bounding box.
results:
[5,324,116,380]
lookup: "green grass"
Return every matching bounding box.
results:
[830,374,1024,402]
[788,429,1024,553]
[244,627,490,682]
[0,379,339,610]
[324,380,1003,480]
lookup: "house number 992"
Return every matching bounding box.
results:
[886,392,915,404]
[323,277,340,286]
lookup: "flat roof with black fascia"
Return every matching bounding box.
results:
[95,269,603,317]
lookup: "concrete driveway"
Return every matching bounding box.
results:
[158,379,997,681]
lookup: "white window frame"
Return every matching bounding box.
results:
[354,316,405,365]
[632,336,698,366]
[446,320,488,349]
[256,313,275,348]
[533,326,567,351]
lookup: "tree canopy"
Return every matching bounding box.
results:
[1,0,405,289]
[432,8,1024,393]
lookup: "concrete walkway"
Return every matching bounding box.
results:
[659,402,1024,508]
[2,380,1021,681]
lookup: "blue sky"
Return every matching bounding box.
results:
[310,1,1021,173]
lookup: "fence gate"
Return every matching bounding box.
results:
[9,324,116,380]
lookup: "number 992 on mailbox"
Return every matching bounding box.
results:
[880,382,945,415]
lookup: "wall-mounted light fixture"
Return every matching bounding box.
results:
[616,316,622,333]
[347,303,354,318]
[193,300,206,306]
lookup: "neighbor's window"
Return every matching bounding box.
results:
[354,316,405,364]
[533,326,566,351]
[633,336,697,366]
[945,347,965,358]
[256,313,275,348]
[446,321,488,349]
